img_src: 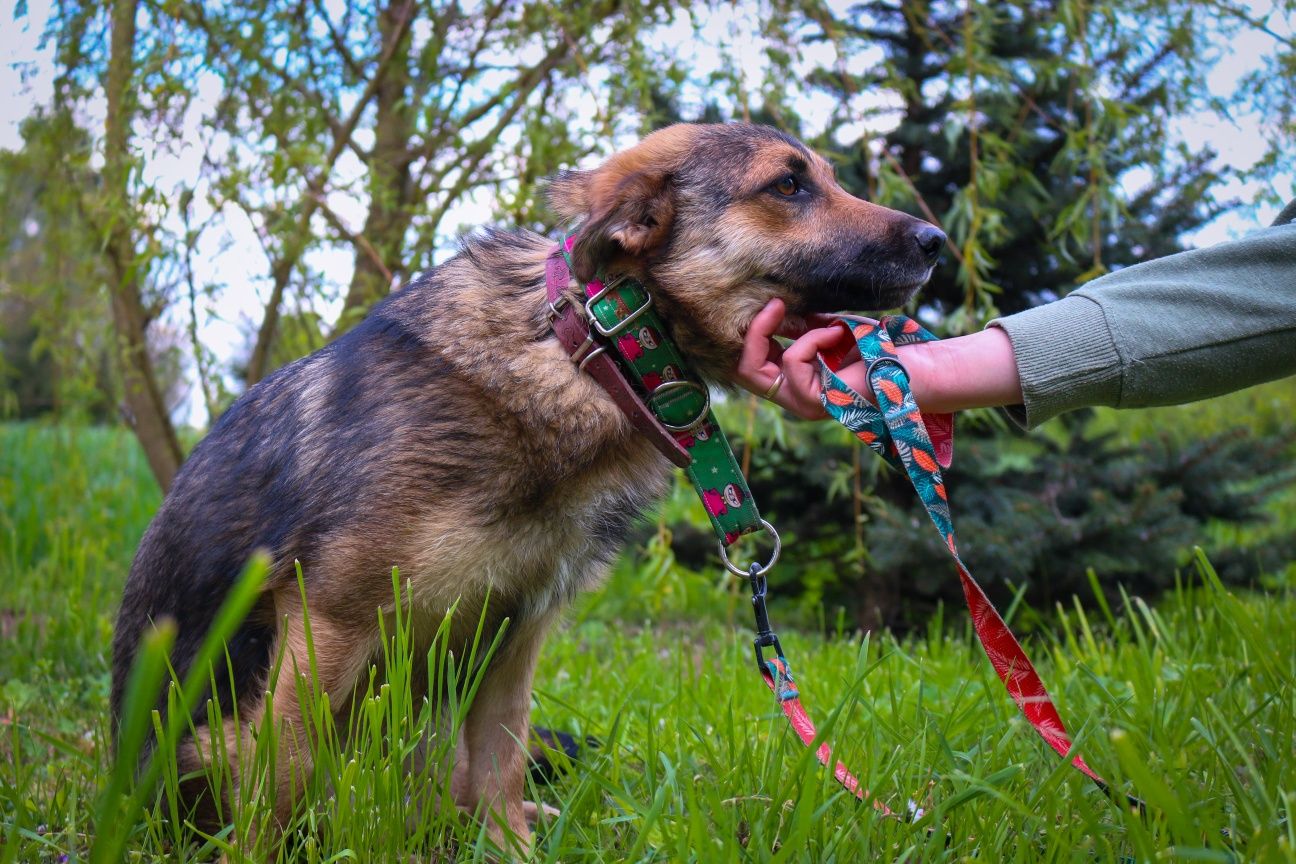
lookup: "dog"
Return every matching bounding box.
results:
[111,122,943,850]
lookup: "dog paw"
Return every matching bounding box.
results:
[523,799,561,829]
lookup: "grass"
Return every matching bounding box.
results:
[0,420,1294,862]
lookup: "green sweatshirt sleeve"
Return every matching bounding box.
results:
[988,215,1296,428]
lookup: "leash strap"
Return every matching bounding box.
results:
[548,236,876,805]
[819,316,1106,788]
[752,573,894,814]
[549,240,763,546]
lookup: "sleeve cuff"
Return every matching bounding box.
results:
[987,294,1124,428]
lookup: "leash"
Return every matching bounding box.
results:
[819,316,1147,811]
[544,239,1135,817]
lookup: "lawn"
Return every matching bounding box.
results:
[1,418,1293,862]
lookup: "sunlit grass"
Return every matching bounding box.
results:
[1,422,1293,862]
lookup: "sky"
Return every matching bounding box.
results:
[1,1,1292,426]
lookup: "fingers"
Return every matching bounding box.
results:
[781,323,852,367]
[744,298,786,347]
[763,324,850,419]
[737,299,787,387]
[736,302,861,420]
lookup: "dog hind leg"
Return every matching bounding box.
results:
[255,592,375,828]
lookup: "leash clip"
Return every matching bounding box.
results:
[747,562,785,672]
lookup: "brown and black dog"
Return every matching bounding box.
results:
[111,122,943,848]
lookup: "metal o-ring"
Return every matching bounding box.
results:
[650,380,711,432]
[718,518,782,578]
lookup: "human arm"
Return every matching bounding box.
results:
[991,219,1296,426]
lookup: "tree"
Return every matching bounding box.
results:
[100,0,186,490]
[26,0,687,489]
[0,113,117,422]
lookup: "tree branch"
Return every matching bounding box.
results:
[245,0,415,384]
[311,192,395,286]
[419,38,568,217]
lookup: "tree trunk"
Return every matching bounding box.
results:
[336,0,415,333]
[105,0,183,493]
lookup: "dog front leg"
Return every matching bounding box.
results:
[457,613,554,854]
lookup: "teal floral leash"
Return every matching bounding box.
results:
[819,316,1110,791]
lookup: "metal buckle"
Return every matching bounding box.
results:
[647,380,710,433]
[585,277,654,338]
[546,293,570,322]
[718,518,781,578]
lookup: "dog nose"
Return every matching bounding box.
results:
[914,224,945,265]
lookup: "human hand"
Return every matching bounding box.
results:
[734,299,856,420]
[736,300,1024,416]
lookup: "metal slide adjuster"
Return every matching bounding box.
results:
[545,293,570,323]
[569,331,608,372]
[718,518,781,578]
[584,277,655,338]
[865,355,906,381]
[647,380,710,433]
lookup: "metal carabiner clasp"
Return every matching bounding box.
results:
[748,562,784,672]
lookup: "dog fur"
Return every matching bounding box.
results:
[111,122,942,849]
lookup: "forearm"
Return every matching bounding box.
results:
[990,221,1296,427]
[894,327,1022,413]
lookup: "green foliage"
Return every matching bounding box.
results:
[0,112,120,422]
[2,424,1294,860]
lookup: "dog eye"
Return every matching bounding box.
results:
[772,175,800,197]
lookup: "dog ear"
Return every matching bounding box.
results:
[567,170,675,283]
[547,169,590,220]
[549,124,701,282]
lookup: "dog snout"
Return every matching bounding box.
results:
[914,224,945,266]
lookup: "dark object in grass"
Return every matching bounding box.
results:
[528,726,599,785]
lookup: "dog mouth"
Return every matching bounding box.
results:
[761,265,934,316]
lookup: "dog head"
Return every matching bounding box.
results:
[549,123,944,381]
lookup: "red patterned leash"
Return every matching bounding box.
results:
[747,564,896,815]
[819,316,1142,809]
